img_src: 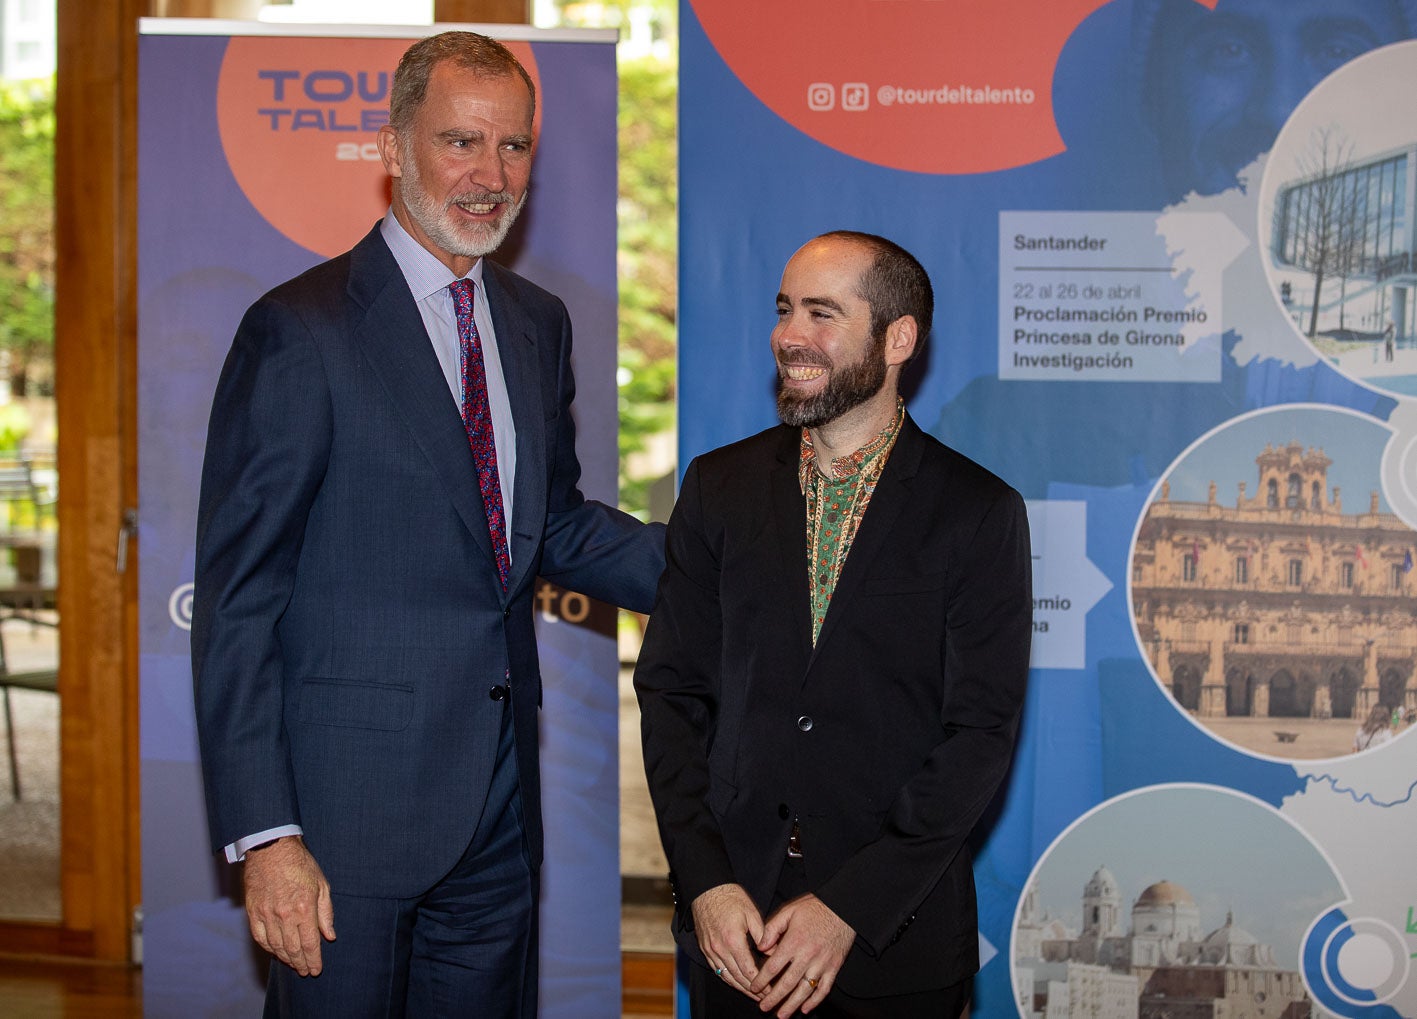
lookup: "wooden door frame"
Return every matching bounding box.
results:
[0,0,527,965]
[0,0,147,963]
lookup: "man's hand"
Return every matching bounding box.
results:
[750,894,854,1016]
[242,835,336,976]
[691,883,766,996]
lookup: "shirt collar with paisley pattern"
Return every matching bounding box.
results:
[798,398,906,490]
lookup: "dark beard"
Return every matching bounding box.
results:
[776,337,888,429]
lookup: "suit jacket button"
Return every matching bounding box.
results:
[503,606,512,619]
[489,685,507,701]
[778,803,790,820]
[796,715,813,732]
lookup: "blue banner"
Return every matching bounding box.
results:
[680,2,1417,1015]
[137,23,621,1016]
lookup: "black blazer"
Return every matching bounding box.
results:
[635,414,1031,996]
[192,224,663,898]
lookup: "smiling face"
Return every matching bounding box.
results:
[377,61,534,276]
[772,237,898,430]
[1145,0,1407,197]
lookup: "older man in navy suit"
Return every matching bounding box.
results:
[192,31,663,1017]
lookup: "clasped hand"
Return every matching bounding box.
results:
[693,884,855,1017]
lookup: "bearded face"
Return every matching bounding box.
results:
[382,64,534,273]
[775,329,888,429]
[399,145,528,261]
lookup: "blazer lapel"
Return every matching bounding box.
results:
[345,228,499,578]
[482,262,546,598]
[769,429,814,665]
[808,414,924,664]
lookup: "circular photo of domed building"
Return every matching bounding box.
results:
[1129,405,1417,760]
[1012,785,1346,1019]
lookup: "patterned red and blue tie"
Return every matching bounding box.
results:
[449,279,510,591]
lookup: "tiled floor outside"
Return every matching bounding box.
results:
[619,663,676,954]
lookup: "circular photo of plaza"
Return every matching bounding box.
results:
[1129,405,1416,760]
[1259,40,1417,399]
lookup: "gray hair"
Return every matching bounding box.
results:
[389,31,536,132]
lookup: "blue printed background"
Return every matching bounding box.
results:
[138,29,621,1018]
[680,1,1417,1015]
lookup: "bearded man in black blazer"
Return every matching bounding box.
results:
[192,31,663,1017]
[636,232,1031,1018]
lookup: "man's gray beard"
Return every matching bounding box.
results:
[776,343,888,429]
[400,154,527,260]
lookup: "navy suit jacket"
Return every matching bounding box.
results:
[635,415,1031,996]
[192,224,663,898]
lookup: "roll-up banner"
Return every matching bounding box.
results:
[137,20,621,1016]
[680,2,1417,1015]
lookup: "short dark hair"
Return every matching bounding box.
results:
[389,31,536,132]
[819,230,933,356]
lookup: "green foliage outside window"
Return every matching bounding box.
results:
[617,54,676,519]
[545,2,678,520]
[0,77,56,401]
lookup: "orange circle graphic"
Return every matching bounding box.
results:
[217,36,540,258]
[688,0,1112,175]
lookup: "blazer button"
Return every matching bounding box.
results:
[778,803,790,820]
[503,606,512,619]
[489,685,508,701]
[796,715,813,732]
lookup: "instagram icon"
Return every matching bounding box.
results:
[807,82,835,110]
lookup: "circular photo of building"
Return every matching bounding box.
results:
[1259,40,1417,399]
[1129,405,1417,760]
[1012,784,1347,1019]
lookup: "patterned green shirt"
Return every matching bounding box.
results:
[798,400,905,643]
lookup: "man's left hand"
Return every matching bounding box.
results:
[750,894,854,1016]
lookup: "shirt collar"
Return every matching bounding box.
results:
[799,398,906,490]
[380,208,485,302]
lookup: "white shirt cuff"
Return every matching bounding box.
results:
[225,824,303,863]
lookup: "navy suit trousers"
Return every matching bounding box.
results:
[265,700,537,1018]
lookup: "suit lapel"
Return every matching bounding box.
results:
[769,429,814,665]
[808,414,924,666]
[482,262,546,597]
[345,228,500,580]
